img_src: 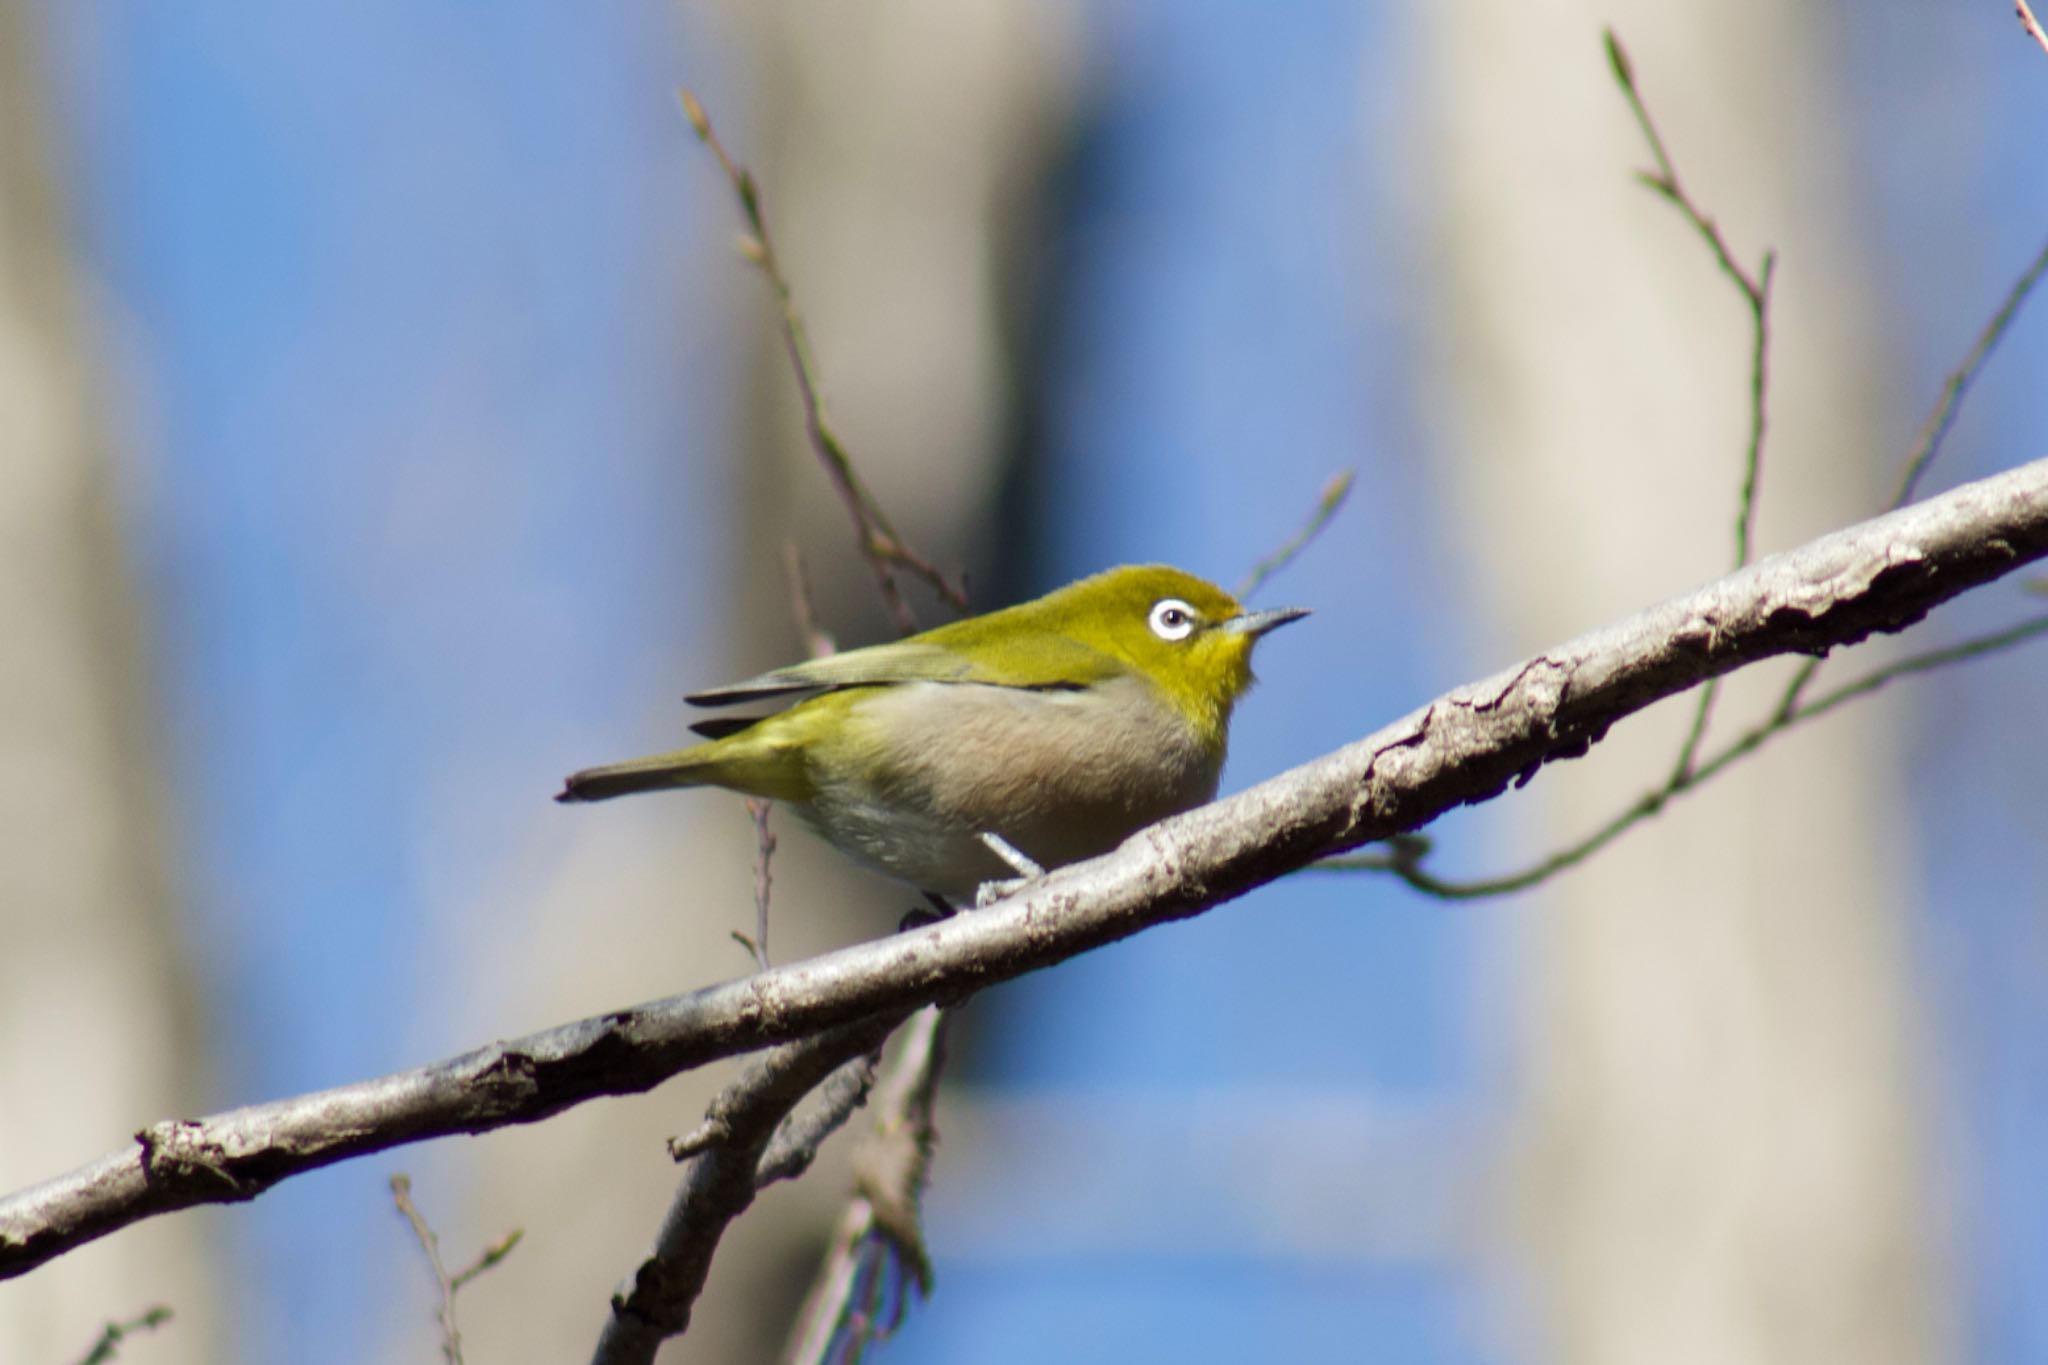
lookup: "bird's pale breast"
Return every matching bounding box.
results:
[795,676,1221,897]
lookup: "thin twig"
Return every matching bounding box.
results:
[2020,0,2048,58]
[1610,27,1775,566]
[1768,655,1826,727]
[388,1178,517,1362]
[1607,32,1773,319]
[1667,675,1723,786]
[1892,232,2048,508]
[731,799,777,970]
[1234,469,1355,600]
[390,1174,465,1365]
[782,1007,946,1365]
[452,1228,524,1293]
[1608,29,1780,780]
[1319,613,2048,898]
[70,1306,172,1365]
[1780,231,2048,720]
[678,91,968,632]
[1736,251,1778,567]
[783,542,839,659]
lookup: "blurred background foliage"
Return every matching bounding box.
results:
[1,1,2044,1362]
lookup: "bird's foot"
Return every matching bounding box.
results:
[974,832,1044,908]
[974,878,1025,909]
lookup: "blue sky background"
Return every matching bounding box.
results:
[17,2,2048,1362]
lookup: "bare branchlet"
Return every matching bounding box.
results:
[782,542,839,661]
[1892,231,2048,510]
[389,1173,522,1365]
[731,799,778,971]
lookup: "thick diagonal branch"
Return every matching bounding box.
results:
[3,456,2045,1281]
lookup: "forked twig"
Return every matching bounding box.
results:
[390,1173,521,1365]
[1606,29,1775,573]
[1607,29,1779,782]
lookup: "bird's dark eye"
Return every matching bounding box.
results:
[1148,598,1198,641]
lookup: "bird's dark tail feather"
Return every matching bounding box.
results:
[555,752,706,804]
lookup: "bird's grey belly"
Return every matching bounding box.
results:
[798,678,1221,897]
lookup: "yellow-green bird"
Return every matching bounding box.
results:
[556,565,1306,901]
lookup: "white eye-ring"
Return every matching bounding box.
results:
[1148,597,1198,641]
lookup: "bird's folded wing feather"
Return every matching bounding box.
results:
[685,631,1127,707]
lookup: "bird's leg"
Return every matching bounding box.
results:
[974,831,1045,909]
[978,831,1044,877]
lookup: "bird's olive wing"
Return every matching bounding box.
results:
[685,631,1125,707]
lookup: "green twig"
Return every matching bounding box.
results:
[451,1229,524,1292]
[1235,470,1355,600]
[1892,232,2048,509]
[391,1173,521,1365]
[71,1307,172,1365]
[1607,29,1779,780]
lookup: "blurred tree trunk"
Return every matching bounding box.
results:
[1415,4,1950,1363]
[0,3,218,1359]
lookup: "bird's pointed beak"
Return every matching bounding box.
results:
[1225,605,1310,639]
